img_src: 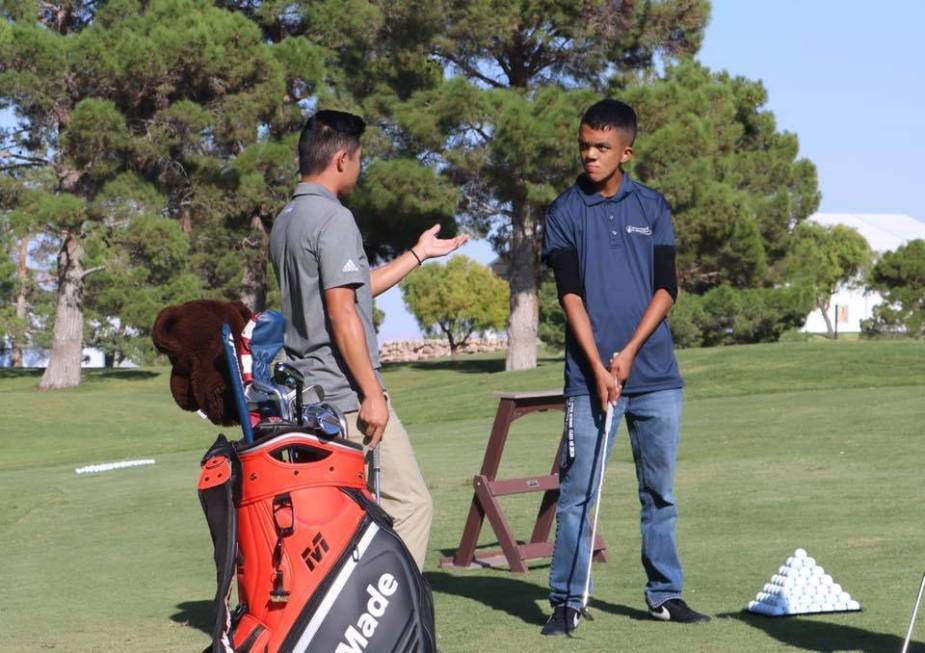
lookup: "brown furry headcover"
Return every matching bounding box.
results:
[151,299,252,426]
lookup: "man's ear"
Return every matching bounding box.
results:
[620,145,634,165]
[334,149,348,173]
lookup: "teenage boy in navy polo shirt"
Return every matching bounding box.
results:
[540,99,710,635]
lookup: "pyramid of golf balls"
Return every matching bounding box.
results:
[747,548,861,616]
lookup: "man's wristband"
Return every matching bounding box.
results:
[409,249,423,266]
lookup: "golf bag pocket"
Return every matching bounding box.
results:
[200,428,435,652]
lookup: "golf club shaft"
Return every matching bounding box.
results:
[582,402,614,609]
[373,445,382,504]
[901,571,925,653]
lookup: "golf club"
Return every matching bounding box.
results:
[901,571,925,653]
[581,401,615,614]
[372,445,382,504]
[273,362,305,425]
[248,379,291,422]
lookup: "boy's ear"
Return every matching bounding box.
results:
[620,146,634,165]
[335,149,347,172]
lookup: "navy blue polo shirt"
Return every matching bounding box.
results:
[543,174,683,397]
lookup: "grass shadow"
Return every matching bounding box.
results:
[425,571,649,626]
[388,357,507,374]
[717,610,924,652]
[84,369,160,381]
[0,368,42,379]
[0,368,160,381]
[170,599,214,634]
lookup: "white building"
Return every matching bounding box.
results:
[0,346,106,368]
[801,213,925,334]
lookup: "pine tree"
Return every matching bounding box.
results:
[400,0,710,369]
[0,0,303,385]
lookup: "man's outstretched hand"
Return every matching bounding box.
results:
[413,224,469,261]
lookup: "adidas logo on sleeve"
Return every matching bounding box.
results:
[342,259,359,273]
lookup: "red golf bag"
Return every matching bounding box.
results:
[198,425,436,652]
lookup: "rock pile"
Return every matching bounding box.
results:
[379,338,507,363]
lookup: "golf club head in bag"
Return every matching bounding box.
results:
[245,379,296,423]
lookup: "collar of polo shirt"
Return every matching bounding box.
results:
[575,173,636,206]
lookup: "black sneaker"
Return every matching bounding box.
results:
[647,598,711,623]
[541,606,583,635]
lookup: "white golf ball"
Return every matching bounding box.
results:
[838,591,851,602]
[805,557,816,567]
[794,548,808,558]
[811,566,824,577]
[847,600,860,610]
[821,574,833,585]
[831,583,843,595]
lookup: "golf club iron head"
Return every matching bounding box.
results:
[300,402,347,439]
[245,379,295,423]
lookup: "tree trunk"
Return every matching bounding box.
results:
[240,214,268,313]
[505,197,539,371]
[178,207,192,235]
[446,331,458,357]
[11,237,28,368]
[818,297,835,339]
[40,231,85,389]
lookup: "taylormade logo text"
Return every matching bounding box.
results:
[335,573,399,653]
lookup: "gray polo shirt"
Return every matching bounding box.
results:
[269,182,382,412]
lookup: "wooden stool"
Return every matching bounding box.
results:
[440,390,607,573]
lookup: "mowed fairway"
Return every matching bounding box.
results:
[1,341,924,652]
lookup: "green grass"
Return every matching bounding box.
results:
[2,341,925,652]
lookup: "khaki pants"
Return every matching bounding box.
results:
[345,398,433,570]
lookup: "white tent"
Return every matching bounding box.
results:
[801,213,925,334]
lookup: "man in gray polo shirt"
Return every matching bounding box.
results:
[269,110,467,569]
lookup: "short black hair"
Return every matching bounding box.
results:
[581,99,637,145]
[298,110,366,176]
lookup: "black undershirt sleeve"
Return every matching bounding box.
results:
[546,247,582,301]
[653,245,678,302]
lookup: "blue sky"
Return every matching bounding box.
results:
[379,0,925,340]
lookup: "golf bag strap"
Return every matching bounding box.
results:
[198,435,242,653]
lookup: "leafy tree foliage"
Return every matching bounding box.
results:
[537,279,566,351]
[862,239,925,338]
[396,0,710,370]
[784,222,871,338]
[400,255,508,354]
[623,63,820,292]
[0,0,311,384]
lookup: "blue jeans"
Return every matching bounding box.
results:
[548,389,684,609]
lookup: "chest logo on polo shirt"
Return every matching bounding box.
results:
[626,225,652,236]
[342,259,359,272]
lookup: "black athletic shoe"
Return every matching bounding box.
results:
[647,598,711,623]
[541,606,583,635]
